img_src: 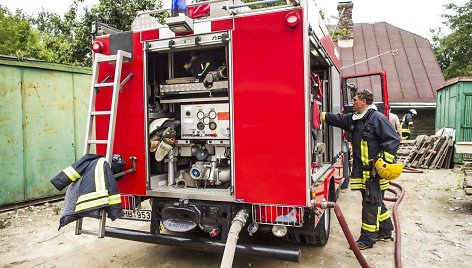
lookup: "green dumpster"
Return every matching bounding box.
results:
[0,56,91,206]
[436,77,472,164]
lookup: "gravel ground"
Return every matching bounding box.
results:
[1,168,471,268]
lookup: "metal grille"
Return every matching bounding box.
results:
[120,194,139,210]
[252,205,304,227]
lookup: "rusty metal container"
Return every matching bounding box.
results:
[0,56,91,206]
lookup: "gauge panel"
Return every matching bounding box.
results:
[180,103,230,139]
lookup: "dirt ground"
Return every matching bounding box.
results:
[1,168,471,268]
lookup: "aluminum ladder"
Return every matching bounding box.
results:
[75,50,133,238]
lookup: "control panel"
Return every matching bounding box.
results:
[180,103,230,139]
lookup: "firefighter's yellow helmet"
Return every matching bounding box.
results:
[374,158,403,181]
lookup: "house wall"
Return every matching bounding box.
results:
[392,108,436,139]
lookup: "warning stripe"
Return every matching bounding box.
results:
[141,19,234,42]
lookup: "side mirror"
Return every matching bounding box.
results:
[347,83,357,100]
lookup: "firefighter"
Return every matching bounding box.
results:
[401,109,417,140]
[322,89,400,250]
[388,108,402,139]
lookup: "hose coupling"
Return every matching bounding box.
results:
[233,209,249,225]
[312,200,336,209]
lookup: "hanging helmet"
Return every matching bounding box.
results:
[374,158,403,181]
[409,109,417,115]
[149,118,170,135]
[149,118,182,135]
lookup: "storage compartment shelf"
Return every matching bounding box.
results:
[149,175,233,202]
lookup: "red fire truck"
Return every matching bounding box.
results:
[80,0,354,262]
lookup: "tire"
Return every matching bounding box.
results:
[281,208,332,246]
[282,232,304,243]
[304,207,331,246]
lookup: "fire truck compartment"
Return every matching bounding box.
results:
[145,35,232,201]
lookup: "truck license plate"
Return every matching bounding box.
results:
[122,209,151,221]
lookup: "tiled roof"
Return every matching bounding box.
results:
[338,22,445,103]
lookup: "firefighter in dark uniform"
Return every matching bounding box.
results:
[322,89,401,249]
[401,109,417,140]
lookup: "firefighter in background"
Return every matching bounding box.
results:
[322,89,401,250]
[401,109,417,140]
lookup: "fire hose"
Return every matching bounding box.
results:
[402,167,423,173]
[218,183,404,267]
[220,209,249,268]
[317,181,405,268]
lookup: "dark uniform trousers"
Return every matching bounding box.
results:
[359,177,394,245]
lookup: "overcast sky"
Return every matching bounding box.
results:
[0,0,467,40]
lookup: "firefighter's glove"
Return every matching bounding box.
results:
[161,127,176,139]
[321,112,326,123]
[155,141,172,162]
[150,140,159,153]
[162,137,175,145]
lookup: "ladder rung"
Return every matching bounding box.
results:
[88,139,108,144]
[91,111,112,116]
[120,51,132,59]
[95,82,114,88]
[96,54,117,62]
[96,52,132,63]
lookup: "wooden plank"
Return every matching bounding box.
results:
[465,177,472,188]
[415,137,436,167]
[437,139,454,168]
[428,137,447,168]
[443,139,454,168]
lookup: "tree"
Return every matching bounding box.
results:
[0,0,163,66]
[432,1,472,80]
[0,6,43,60]
[72,0,161,66]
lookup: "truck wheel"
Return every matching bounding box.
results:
[304,207,331,246]
[282,232,303,243]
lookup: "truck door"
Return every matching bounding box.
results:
[341,71,389,117]
[232,9,307,206]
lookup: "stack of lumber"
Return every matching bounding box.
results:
[397,135,454,169]
[463,164,472,201]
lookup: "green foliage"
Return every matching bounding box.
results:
[90,0,160,31]
[432,1,472,80]
[0,0,162,66]
[241,0,286,10]
[0,7,43,59]
[330,28,349,42]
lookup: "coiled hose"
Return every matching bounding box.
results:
[319,181,405,268]
[385,181,405,268]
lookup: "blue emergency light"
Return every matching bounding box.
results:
[171,0,187,17]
